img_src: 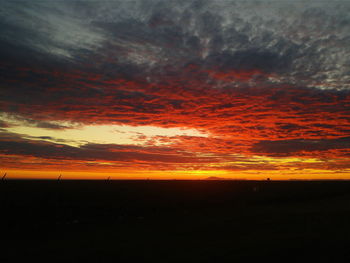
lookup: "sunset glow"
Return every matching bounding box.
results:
[1,1,349,180]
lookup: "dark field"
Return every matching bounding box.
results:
[1,180,350,262]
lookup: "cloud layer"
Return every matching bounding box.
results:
[1,0,350,177]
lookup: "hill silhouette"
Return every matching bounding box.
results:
[205,176,246,180]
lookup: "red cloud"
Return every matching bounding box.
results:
[1,63,350,174]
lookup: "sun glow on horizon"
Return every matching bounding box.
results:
[3,168,350,181]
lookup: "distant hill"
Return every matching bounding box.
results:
[205,176,225,180]
[205,176,246,180]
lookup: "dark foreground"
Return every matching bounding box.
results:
[1,180,350,262]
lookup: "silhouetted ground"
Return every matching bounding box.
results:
[1,180,350,262]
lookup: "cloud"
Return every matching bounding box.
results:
[0,120,10,128]
[1,129,349,172]
[204,49,291,74]
[0,132,219,167]
[0,0,350,174]
[0,1,105,60]
[252,137,350,157]
[0,113,74,130]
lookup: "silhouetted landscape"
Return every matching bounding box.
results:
[2,180,350,262]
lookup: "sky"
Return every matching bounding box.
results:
[1,0,350,180]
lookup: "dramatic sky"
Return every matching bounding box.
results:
[1,0,350,179]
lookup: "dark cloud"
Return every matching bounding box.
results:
[1,114,73,130]
[34,121,70,130]
[0,120,11,128]
[252,137,350,157]
[20,118,73,130]
[204,49,291,73]
[1,0,349,83]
